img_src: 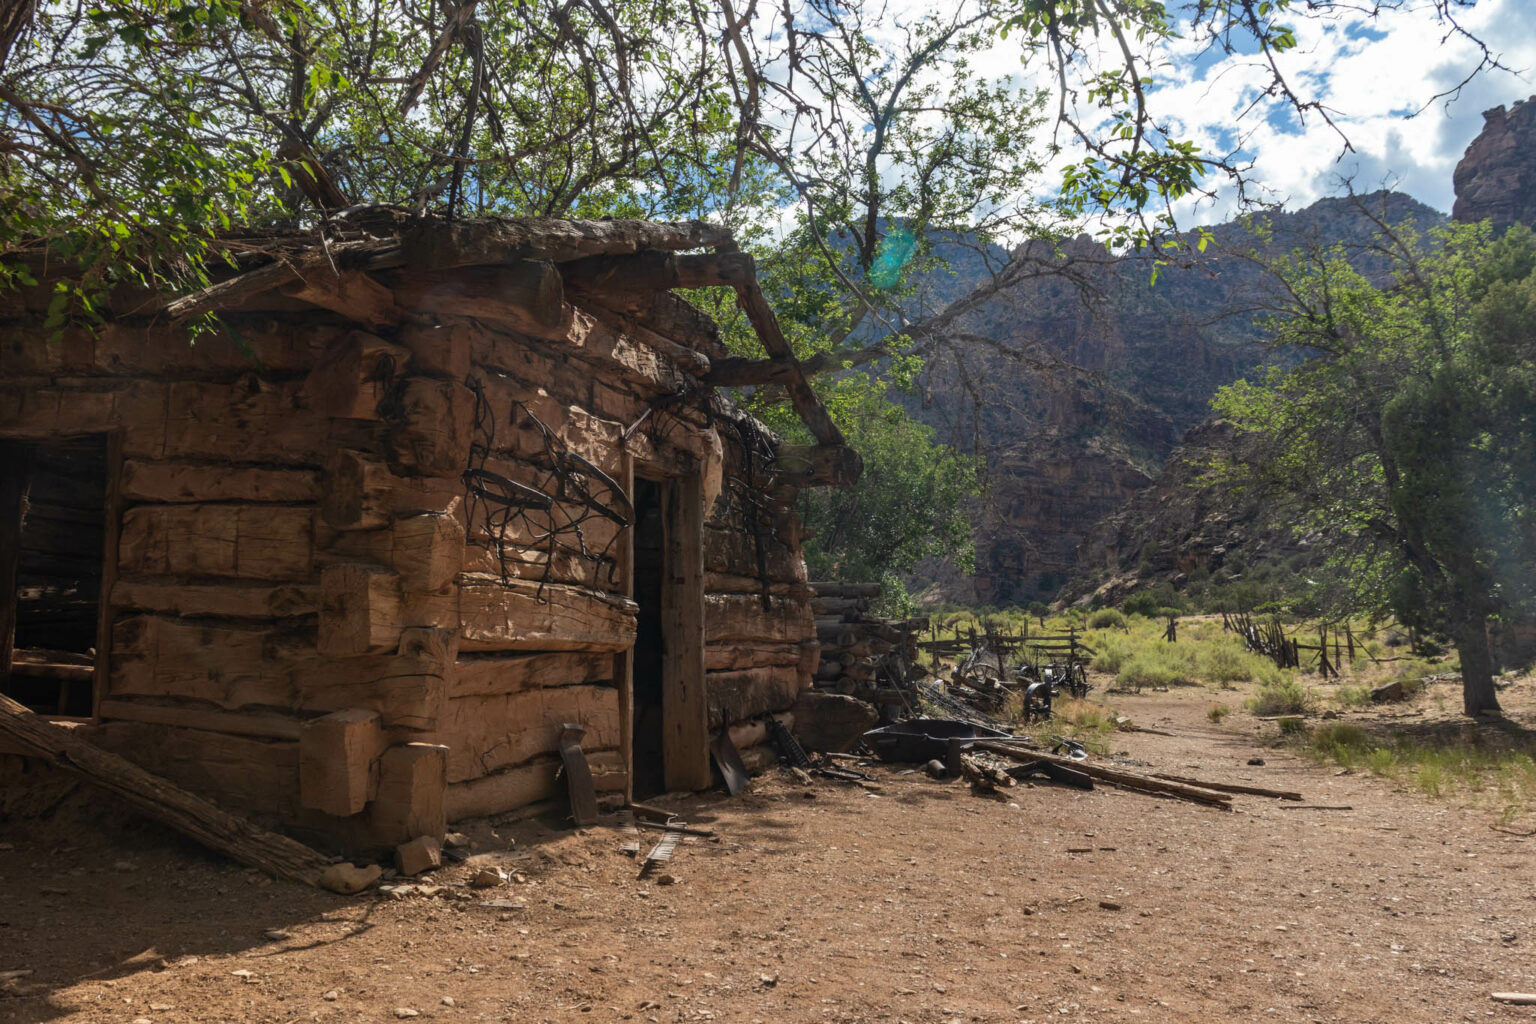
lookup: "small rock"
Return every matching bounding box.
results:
[322,990,340,1001]
[443,832,472,849]
[1098,900,1121,911]
[787,766,813,785]
[149,1004,173,1011]
[759,973,778,987]
[394,1008,420,1019]
[318,862,382,895]
[113,860,138,872]
[394,836,443,877]
[1371,681,1407,703]
[0,842,13,851]
[1247,758,1265,766]
[230,969,254,981]
[441,996,456,1007]
[656,873,681,886]
[132,1018,151,1024]
[263,929,292,941]
[923,759,948,779]
[470,867,507,889]
[933,983,946,993]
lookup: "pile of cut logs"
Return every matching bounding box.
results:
[811,582,924,716]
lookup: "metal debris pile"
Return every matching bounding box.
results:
[915,623,1096,723]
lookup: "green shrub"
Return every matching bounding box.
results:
[1092,634,1134,674]
[1119,645,1198,690]
[1123,593,1160,618]
[1208,703,1231,723]
[1197,639,1268,687]
[1337,685,1374,708]
[1311,721,1370,750]
[1247,678,1313,715]
[1087,608,1127,630]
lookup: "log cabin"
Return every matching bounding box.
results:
[0,213,859,852]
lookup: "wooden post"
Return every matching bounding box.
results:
[661,472,710,792]
[616,448,636,805]
[91,432,123,722]
[0,441,31,688]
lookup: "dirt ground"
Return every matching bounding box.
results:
[3,675,1535,1024]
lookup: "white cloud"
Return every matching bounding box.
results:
[1143,0,1536,222]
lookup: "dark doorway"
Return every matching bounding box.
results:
[630,477,667,798]
[1,435,109,715]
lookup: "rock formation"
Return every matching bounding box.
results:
[908,191,1439,605]
[1453,97,1536,229]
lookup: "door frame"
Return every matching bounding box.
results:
[621,460,710,799]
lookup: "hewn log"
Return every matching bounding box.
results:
[574,301,710,376]
[0,697,332,885]
[112,580,319,618]
[704,641,806,672]
[770,443,862,489]
[390,261,570,340]
[319,564,403,656]
[706,664,804,721]
[117,504,315,581]
[96,698,305,740]
[300,708,386,817]
[109,615,447,729]
[121,379,332,464]
[457,575,637,652]
[385,378,475,478]
[450,650,613,698]
[302,331,410,420]
[705,592,814,646]
[402,217,733,269]
[370,742,448,842]
[433,683,620,783]
[121,461,320,505]
[282,269,402,329]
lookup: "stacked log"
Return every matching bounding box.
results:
[810,582,923,713]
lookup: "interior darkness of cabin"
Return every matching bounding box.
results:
[0,435,108,716]
[630,477,666,798]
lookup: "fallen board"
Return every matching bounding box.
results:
[0,693,333,886]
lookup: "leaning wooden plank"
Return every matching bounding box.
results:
[970,741,1233,809]
[0,693,332,885]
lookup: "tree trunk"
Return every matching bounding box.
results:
[1454,612,1500,716]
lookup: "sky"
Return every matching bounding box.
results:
[1138,0,1536,223]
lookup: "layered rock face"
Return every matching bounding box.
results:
[910,191,1438,605]
[1453,97,1536,229]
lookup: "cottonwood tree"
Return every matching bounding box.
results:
[0,0,1507,582]
[1212,219,1536,716]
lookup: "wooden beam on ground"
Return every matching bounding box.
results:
[0,693,333,885]
[970,741,1234,809]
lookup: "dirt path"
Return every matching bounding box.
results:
[3,685,1534,1024]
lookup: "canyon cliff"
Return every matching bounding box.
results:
[907,191,1439,605]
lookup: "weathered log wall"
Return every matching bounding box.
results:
[0,248,817,843]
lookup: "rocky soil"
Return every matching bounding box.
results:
[3,677,1535,1024]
